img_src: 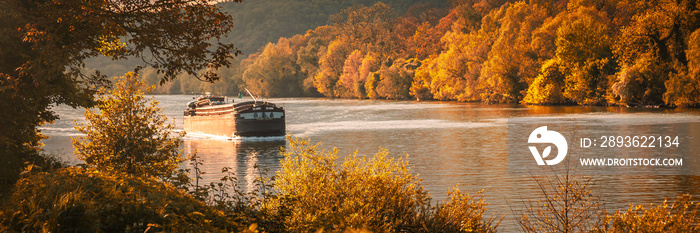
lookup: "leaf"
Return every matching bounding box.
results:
[542,146,551,159]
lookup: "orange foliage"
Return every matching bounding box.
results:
[235,0,700,107]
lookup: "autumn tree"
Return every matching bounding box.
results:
[296,27,337,96]
[330,2,395,57]
[529,10,565,68]
[360,54,382,99]
[479,2,548,103]
[243,37,306,97]
[664,28,700,107]
[73,73,184,179]
[556,6,615,105]
[410,56,437,101]
[409,8,457,60]
[522,59,566,104]
[611,0,698,106]
[0,0,240,182]
[313,3,398,98]
[338,50,365,98]
[272,137,501,232]
[376,59,420,100]
[315,36,353,97]
[414,1,498,102]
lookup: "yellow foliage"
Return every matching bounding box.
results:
[73,72,184,179]
[479,2,548,103]
[97,34,127,59]
[663,29,700,107]
[268,136,499,232]
[273,136,428,232]
[338,50,364,98]
[1,167,246,232]
[358,54,380,99]
[601,194,700,232]
[556,6,615,105]
[522,59,565,104]
[410,56,434,101]
[315,37,353,97]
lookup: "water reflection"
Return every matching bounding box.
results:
[183,139,285,191]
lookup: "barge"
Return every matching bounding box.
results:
[183,92,285,137]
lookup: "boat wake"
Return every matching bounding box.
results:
[288,119,499,135]
[183,132,286,141]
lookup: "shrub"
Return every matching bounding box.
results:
[516,171,605,233]
[268,136,499,232]
[73,72,184,179]
[424,187,501,232]
[514,165,699,233]
[600,194,699,232]
[0,167,248,232]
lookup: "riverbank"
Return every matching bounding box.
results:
[3,137,699,232]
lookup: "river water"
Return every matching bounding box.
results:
[41,95,700,231]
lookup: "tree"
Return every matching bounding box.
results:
[517,171,606,232]
[1,0,240,182]
[330,2,394,55]
[611,0,698,106]
[315,36,353,97]
[417,2,493,102]
[338,50,365,98]
[664,28,700,107]
[360,54,382,99]
[479,2,548,103]
[602,194,700,232]
[556,6,615,105]
[2,167,247,232]
[376,59,420,100]
[73,73,184,179]
[243,37,305,97]
[522,59,566,104]
[409,8,456,60]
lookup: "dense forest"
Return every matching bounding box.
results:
[148,0,700,107]
[84,0,445,81]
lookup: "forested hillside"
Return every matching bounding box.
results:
[142,0,700,107]
[218,0,447,55]
[168,0,697,107]
[84,0,445,81]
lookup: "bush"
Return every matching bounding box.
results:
[516,172,605,233]
[267,136,499,232]
[516,166,698,233]
[425,187,500,232]
[73,72,184,179]
[0,152,66,198]
[601,194,699,232]
[0,167,248,232]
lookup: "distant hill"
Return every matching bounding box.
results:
[84,0,447,78]
[218,0,447,55]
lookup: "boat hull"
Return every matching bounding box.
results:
[184,113,236,137]
[183,101,285,137]
[235,118,286,137]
